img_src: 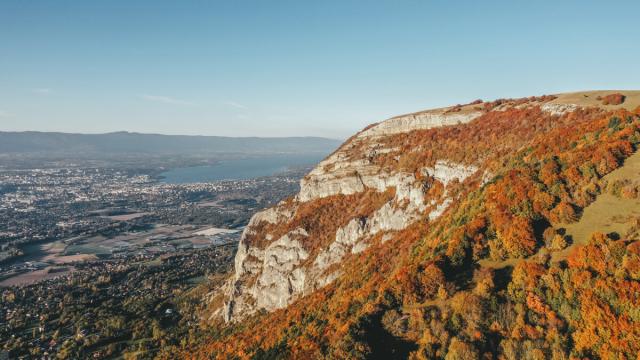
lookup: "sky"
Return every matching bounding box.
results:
[0,1,639,139]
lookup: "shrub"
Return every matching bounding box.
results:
[445,337,479,360]
[549,234,568,251]
[621,184,639,199]
[549,202,578,223]
[601,93,626,105]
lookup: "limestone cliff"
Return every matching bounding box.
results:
[219,106,483,322]
[215,90,640,322]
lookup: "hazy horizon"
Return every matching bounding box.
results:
[0,129,344,140]
[1,0,639,138]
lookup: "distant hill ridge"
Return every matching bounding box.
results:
[0,131,342,155]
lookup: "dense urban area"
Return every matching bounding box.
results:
[0,161,307,358]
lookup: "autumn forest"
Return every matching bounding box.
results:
[178,95,640,360]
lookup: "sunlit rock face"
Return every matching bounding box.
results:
[220,108,484,322]
[219,94,601,321]
[541,103,578,116]
[357,111,482,138]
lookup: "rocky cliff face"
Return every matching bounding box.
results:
[196,91,640,360]
[220,107,483,322]
[217,91,640,322]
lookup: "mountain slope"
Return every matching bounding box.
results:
[180,91,640,359]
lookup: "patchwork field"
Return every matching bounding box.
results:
[0,266,75,287]
[106,212,151,221]
[1,224,240,287]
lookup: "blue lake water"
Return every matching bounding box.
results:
[159,154,325,183]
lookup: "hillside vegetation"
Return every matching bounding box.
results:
[171,91,640,360]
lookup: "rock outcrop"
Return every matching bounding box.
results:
[218,92,619,321]
[358,111,481,138]
[221,108,483,322]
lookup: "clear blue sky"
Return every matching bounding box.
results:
[1,1,639,138]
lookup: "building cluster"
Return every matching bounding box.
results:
[0,166,300,269]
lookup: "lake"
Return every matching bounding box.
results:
[159,153,325,183]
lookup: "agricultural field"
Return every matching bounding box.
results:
[0,224,240,287]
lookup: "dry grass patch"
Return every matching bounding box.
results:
[552,150,640,262]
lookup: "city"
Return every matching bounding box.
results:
[0,162,308,358]
[0,165,305,286]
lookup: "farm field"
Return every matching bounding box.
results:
[0,224,240,287]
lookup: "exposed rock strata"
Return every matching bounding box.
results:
[541,103,579,115]
[357,111,481,138]
[214,93,635,323]
[221,110,483,322]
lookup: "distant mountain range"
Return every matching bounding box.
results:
[0,131,342,156]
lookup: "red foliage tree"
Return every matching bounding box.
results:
[601,93,626,105]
